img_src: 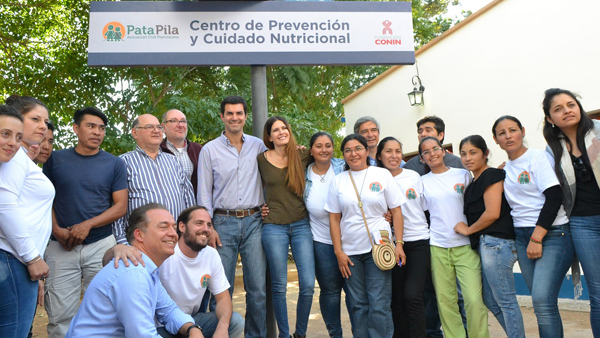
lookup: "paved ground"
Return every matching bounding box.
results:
[32,266,594,337]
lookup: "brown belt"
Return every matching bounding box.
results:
[214,207,261,218]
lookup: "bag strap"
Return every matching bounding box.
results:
[348,170,375,250]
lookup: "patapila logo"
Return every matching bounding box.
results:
[103,22,126,42]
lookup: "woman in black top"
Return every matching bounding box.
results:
[454,135,525,338]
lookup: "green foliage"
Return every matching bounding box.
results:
[1,0,461,156]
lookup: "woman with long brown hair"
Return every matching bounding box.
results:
[257,116,314,338]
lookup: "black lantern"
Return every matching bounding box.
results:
[407,75,425,106]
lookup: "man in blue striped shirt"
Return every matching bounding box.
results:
[113,114,195,244]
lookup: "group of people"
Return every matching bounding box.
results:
[0,89,598,338]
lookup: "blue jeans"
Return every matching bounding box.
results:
[570,215,600,337]
[515,225,574,338]
[479,235,525,338]
[213,212,267,338]
[0,250,38,338]
[262,218,315,338]
[157,311,245,338]
[345,252,393,338]
[314,241,353,338]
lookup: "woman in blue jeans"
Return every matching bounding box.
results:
[326,134,406,338]
[542,88,600,337]
[303,132,352,338]
[493,115,574,338]
[257,116,314,338]
[454,135,525,338]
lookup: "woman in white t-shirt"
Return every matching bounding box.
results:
[0,95,55,337]
[325,134,406,338]
[419,136,489,338]
[493,115,574,338]
[303,132,350,338]
[376,136,430,338]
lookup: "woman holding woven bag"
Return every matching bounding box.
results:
[419,136,489,338]
[542,88,600,337]
[325,134,406,338]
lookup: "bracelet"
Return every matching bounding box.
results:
[27,255,42,266]
[530,236,542,244]
[396,240,405,245]
[186,324,202,336]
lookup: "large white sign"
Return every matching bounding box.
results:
[88,1,415,66]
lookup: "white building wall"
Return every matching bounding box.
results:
[343,0,600,166]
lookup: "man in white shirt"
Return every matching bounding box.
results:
[108,205,244,338]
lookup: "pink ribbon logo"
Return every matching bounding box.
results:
[382,20,392,35]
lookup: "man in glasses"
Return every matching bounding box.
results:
[113,114,195,245]
[160,109,203,195]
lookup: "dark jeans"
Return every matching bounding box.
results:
[392,239,430,338]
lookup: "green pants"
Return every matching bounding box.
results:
[430,245,489,338]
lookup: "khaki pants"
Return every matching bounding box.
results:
[44,235,116,338]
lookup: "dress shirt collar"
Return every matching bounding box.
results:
[219,131,246,147]
[135,144,164,159]
[166,138,188,152]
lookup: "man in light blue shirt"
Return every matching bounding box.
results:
[197,96,267,337]
[65,203,202,338]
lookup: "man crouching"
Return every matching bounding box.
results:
[66,203,202,338]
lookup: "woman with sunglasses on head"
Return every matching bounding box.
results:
[257,116,314,338]
[493,115,573,338]
[376,136,430,338]
[419,136,489,338]
[0,95,55,338]
[303,131,354,338]
[326,134,406,338]
[454,135,525,338]
[542,88,600,337]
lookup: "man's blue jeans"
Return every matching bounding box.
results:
[479,234,525,338]
[262,218,315,338]
[213,212,267,338]
[0,249,38,338]
[570,215,600,337]
[515,224,574,338]
[345,252,393,338]
[157,311,245,338]
[313,241,353,338]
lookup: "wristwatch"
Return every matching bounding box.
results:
[186,324,202,336]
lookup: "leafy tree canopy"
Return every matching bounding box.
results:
[0,0,466,155]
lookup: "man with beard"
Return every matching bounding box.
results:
[106,205,244,338]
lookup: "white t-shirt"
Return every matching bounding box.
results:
[306,165,335,244]
[393,169,430,242]
[0,148,54,263]
[325,166,406,255]
[503,148,568,228]
[422,168,472,248]
[159,243,230,315]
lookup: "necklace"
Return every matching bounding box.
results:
[313,164,330,183]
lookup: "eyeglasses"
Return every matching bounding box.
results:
[164,119,187,125]
[343,146,366,155]
[572,156,591,182]
[136,124,165,131]
[421,146,443,157]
